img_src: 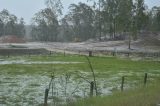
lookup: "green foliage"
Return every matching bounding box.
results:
[30,0,159,41]
[0,9,25,37]
[45,0,63,16]
[64,2,96,41]
[31,8,59,41]
[31,0,63,41]
[0,55,160,75]
[1,55,160,105]
[67,83,160,106]
[0,18,4,36]
[150,6,160,31]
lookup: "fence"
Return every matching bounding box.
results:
[43,72,160,106]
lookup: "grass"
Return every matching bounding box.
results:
[0,54,160,80]
[0,54,160,106]
[66,82,160,106]
[1,54,160,72]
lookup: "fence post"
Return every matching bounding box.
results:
[89,51,92,57]
[112,52,115,56]
[90,81,94,97]
[8,52,10,58]
[121,76,125,91]
[28,53,31,57]
[64,50,66,57]
[144,73,148,86]
[44,88,49,106]
[49,51,52,56]
[127,52,130,57]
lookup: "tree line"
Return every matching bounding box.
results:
[0,9,25,37]
[31,0,160,42]
[0,0,159,42]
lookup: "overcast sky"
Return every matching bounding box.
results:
[0,0,159,24]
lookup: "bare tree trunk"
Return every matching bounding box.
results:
[85,56,98,96]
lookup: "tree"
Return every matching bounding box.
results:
[150,6,160,31]
[156,8,160,31]
[0,9,26,37]
[135,0,148,31]
[45,0,63,16]
[60,15,74,41]
[31,8,59,41]
[16,18,25,36]
[5,14,17,35]
[0,19,3,36]
[65,3,96,41]
[101,0,120,39]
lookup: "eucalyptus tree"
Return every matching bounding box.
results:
[60,15,74,41]
[150,6,160,31]
[87,0,106,40]
[5,14,18,35]
[31,0,63,41]
[155,7,160,31]
[16,18,25,36]
[66,2,96,41]
[134,0,149,31]
[0,9,25,37]
[0,19,3,36]
[103,0,119,39]
[31,8,58,41]
[0,9,10,35]
[45,0,63,16]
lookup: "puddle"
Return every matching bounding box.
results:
[0,74,113,106]
[1,70,159,106]
[0,62,159,106]
[0,60,83,65]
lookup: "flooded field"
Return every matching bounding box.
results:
[0,72,114,106]
[0,55,160,106]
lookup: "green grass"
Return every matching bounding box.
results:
[1,54,160,90]
[1,54,160,106]
[0,54,160,76]
[67,82,160,106]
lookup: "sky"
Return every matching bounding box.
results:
[0,0,160,25]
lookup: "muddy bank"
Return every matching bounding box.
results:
[0,48,49,56]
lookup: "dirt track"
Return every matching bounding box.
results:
[0,40,160,55]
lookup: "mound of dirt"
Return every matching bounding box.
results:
[134,32,160,46]
[0,35,26,43]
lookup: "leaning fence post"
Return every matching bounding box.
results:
[144,73,148,86]
[90,81,94,97]
[44,88,49,106]
[121,76,125,91]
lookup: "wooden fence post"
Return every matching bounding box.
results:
[28,53,30,57]
[64,50,66,57]
[90,81,94,97]
[49,51,52,56]
[8,52,10,58]
[89,51,92,57]
[44,88,49,106]
[121,76,125,91]
[144,73,148,86]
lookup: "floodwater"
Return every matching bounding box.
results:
[0,74,113,106]
[0,59,159,106]
[1,69,159,106]
[0,60,83,65]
